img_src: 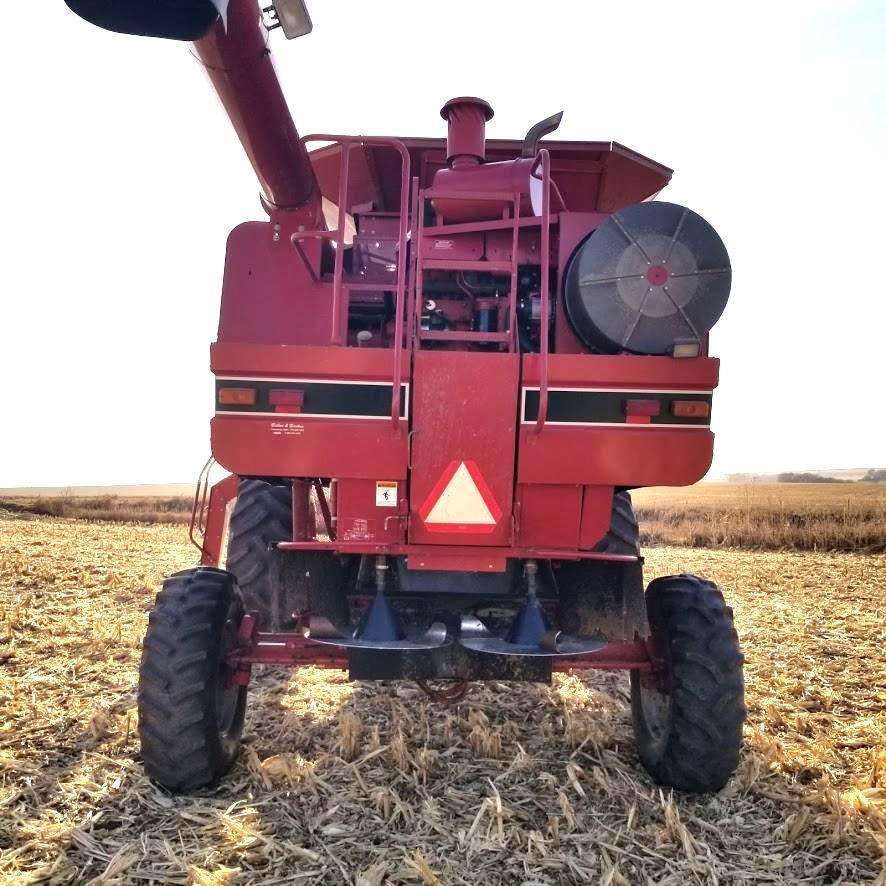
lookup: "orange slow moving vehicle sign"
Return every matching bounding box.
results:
[418,460,503,534]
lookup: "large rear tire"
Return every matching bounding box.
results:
[594,490,640,555]
[631,574,745,792]
[226,479,294,630]
[138,567,246,792]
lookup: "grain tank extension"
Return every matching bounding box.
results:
[66,0,746,794]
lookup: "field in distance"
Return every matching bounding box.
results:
[631,482,886,552]
[0,481,883,552]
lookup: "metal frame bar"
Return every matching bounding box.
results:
[227,615,654,678]
[531,149,552,433]
[276,539,638,563]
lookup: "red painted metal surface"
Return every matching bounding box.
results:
[210,343,402,379]
[276,540,638,572]
[408,351,519,547]
[533,150,552,433]
[193,472,239,567]
[521,354,720,388]
[519,426,715,487]
[579,486,616,550]
[440,97,493,165]
[210,345,409,480]
[552,639,655,672]
[432,157,540,223]
[212,415,408,481]
[227,615,347,684]
[518,352,719,488]
[336,479,406,544]
[516,485,582,549]
[193,0,320,216]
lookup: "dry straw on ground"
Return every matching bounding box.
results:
[0,512,884,884]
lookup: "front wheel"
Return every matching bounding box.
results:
[631,574,745,792]
[138,567,246,792]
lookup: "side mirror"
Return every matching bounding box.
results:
[64,0,224,41]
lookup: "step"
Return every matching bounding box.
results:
[418,329,512,344]
[422,216,550,238]
[419,258,513,273]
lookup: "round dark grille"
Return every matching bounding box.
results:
[564,201,731,355]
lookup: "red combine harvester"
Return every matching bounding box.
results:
[67,0,745,793]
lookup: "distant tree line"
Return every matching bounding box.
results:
[776,472,848,483]
[772,470,886,483]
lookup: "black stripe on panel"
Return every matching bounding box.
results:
[216,379,408,418]
[522,389,712,426]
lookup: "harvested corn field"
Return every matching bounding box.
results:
[0,513,884,884]
[632,483,886,553]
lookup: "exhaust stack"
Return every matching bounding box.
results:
[65,0,321,215]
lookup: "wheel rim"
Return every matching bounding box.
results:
[216,603,241,735]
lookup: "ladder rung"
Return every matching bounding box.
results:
[340,280,396,291]
[418,330,512,343]
[420,258,513,273]
[421,216,547,237]
[421,188,520,202]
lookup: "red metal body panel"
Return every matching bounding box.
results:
[518,353,718,487]
[519,427,714,487]
[210,342,403,380]
[522,354,720,389]
[579,486,616,549]
[210,345,408,479]
[212,415,407,480]
[516,485,582,549]
[336,479,405,544]
[218,222,331,345]
[192,473,239,567]
[408,351,519,546]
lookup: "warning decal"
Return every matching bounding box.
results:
[375,481,398,508]
[418,460,502,533]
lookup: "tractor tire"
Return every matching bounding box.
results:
[138,567,246,792]
[631,574,745,792]
[594,490,640,555]
[226,479,293,630]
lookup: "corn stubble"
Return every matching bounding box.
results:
[0,512,884,884]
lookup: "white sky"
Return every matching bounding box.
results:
[1,1,884,487]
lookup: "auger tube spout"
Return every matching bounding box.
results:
[64,0,321,215]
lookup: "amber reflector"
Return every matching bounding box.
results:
[671,400,710,418]
[218,387,257,406]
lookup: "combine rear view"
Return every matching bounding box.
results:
[66,0,746,794]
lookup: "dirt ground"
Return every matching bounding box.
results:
[0,513,883,884]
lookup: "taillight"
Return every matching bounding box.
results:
[671,400,710,418]
[269,389,305,413]
[218,387,257,406]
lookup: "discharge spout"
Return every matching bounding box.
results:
[65,0,321,214]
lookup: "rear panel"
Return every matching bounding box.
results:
[408,351,519,546]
